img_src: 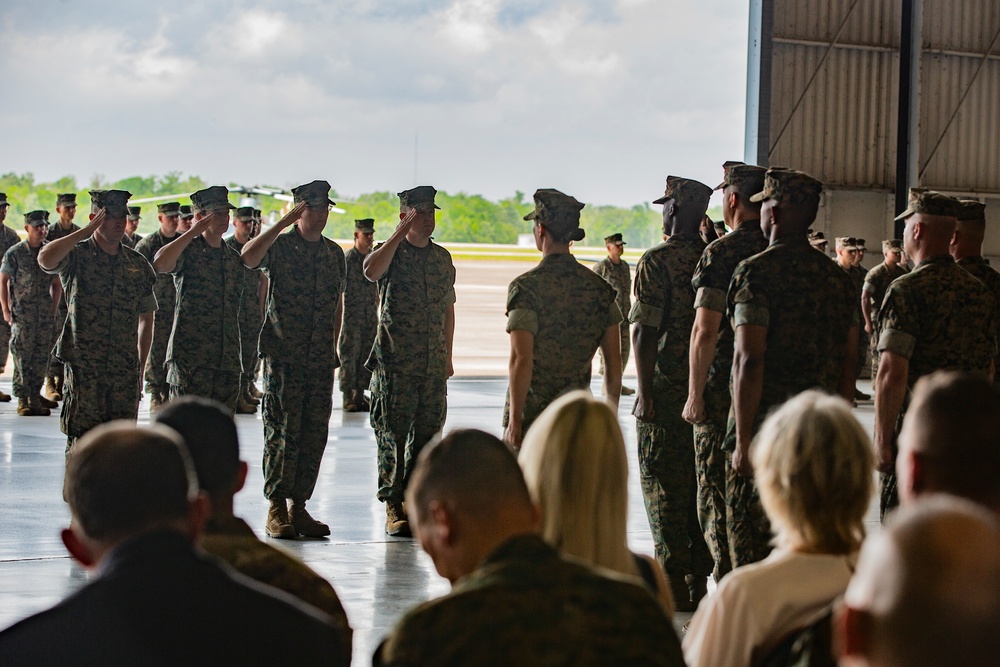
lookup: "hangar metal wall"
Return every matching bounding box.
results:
[746,0,1000,255]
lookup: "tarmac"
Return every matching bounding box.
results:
[0,259,880,664]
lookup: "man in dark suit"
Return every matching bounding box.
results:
[0,422,348,666]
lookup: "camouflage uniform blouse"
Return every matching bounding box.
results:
[2,242,55,323]
[591,257,631,327]
[368,239,456,378]
[135,231,178,318]
[727,236,856,427]
[863,262,908,318]
[879,255,997,389]
[378,535,684,667]
[630,232,705,418]
[165,236,245,376]
[505,253,620,427]
[258,228,346,369]
[690,223,767,425]
[0,225,20,266]
[46,238,157,376]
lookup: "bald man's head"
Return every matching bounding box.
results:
[903,212,957,261]
[897,371,1000,513]
[837,496,1000,666]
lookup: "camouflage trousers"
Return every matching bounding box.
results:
[62,363,141,452]
[598,321,631,376]
[880,471,898,522]
[857,328,871,380]
[337,333,374,394]
[0,319,10,374]
[724,448,772,567]
[693,421,732,581]
[48,301,66,381]
[11,319,53,399]
[261,357,335,501]
[143,308,174,396]
[239,310,262,393]
[168,366,241,415]
[371,367,447,504]
[636,418,713,578]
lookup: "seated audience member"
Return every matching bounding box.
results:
[895,370,1000,513]
[155,396,352,648]
[836,496,1000,667]
[518,390,675,614]
[684,391,873,667]
[0,422,347,666]
[375,428,684,666]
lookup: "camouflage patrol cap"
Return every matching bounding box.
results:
[524,189,586,242]
[957,199,986,223]
[604,232,625,246]
[714,220,728,235]
[714,161,767,193]
[398,185,440,210]
[253,208,262,221]
[190,186,236,213]
[127,206,141,220]
[355,218,375,233]
[653,176,713,210]
[835,236,857,251]
[179,205,194,220]
[750,168,823,205]
[24,210,48,227]
[292,180,336,208]
[234,206,255,221]
[0,193,8,207]
[157,202,181,216]
[854,238,867,251]
[56,193,77,207]
[89,190,131,217]
[882,239,903,253]
[893,188,959,222]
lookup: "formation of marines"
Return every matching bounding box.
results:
[0,167,994,556]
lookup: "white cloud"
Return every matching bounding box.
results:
[440,0,502,53]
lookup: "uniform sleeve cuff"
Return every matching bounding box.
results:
[878,328,915,359]
[629,301,662,328]
[507,308,538,335]
[862,282,875,293]
[694,287,727,313]
[733,302,769,328]
[138,294,157,313]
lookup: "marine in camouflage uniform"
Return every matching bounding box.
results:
[684,162,767,583]
[134,202,181,409]
[850,240,872,383]
[122,206,143,249]
[876,191,998,519]
[504,190,621,446]
[39,190,157,451]
[0,211,60,414]
[242,180,346,539]
[153,187,244,414]
[0,194,23,402]
[376,534,684,667]
[225,207,265,413]
[631,176,714,610]
[44,193,81,401]
[592,232,632,383]
[337,218,378,412]
[953,199,1000,386]
[366,186,456,537]
[862,239,908,380]
[726,169,857,567]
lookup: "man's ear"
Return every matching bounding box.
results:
[428,500,455,545]
[61,527,97,568]
[835,604,873,664]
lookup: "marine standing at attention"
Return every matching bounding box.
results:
[241,180,346,539]
[631,175,715,611]
[862,239,908,380]
[44,192,80,403]
[0,193,24,403]
[338,218,378,412]
[226,206,266,414]
[592,232,634,396]
[363,186,456,537]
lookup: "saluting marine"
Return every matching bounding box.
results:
[338,218,378,412]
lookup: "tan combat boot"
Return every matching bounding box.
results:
[149,392,164,414]
[342,391,358,412]
[249,383,263,399]
[37,393,58,409]
[265,499,296,539]
[0,388,10,402]
[45,377,61,402]
[28,396,50,417]
[16,397,32,416]
[289,499,330,538]
[243,387,259,406]
[385,501,411,537]
[235,393,257,414]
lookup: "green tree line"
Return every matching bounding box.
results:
[0,172,721,248]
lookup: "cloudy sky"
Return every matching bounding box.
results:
[1,0,751,207]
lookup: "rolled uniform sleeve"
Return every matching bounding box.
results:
[506,282,538,335]
[691,250,730,314]
[729,264,770,329]
[630,255,666,328]
[877,287,917,359]
[694,287,727,314]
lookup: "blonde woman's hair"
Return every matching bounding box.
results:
[518,390,638,577]
[753,390,874,553]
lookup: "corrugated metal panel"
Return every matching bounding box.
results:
[767,0,900,188]
[917,0,1000,193]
